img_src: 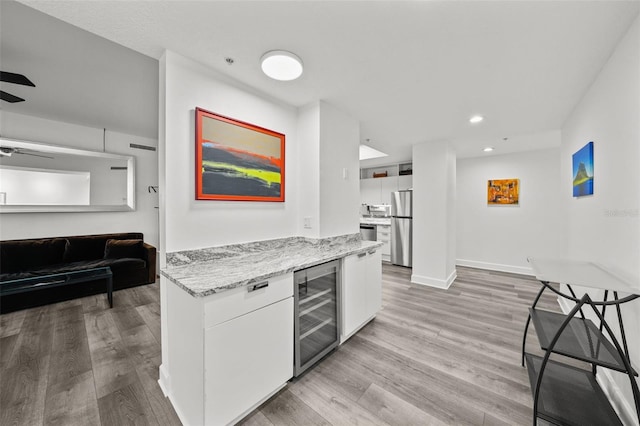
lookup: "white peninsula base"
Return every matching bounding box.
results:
[158,235,383,426]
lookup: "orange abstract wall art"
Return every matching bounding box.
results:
[487,179,519,205]
[195,107,285,202]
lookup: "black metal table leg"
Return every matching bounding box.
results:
[522,283,547,366]
[107,274,113,308]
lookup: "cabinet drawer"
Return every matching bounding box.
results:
[204,273,293,328]
[205,297,293,425]
[377,225,390,244]
[377,226,390,235]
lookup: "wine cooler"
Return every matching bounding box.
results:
[294,260,340,376]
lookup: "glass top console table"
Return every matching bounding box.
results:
[522,258,640,426]
[0,267,113,309]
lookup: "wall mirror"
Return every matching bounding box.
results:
[0,137,135,213]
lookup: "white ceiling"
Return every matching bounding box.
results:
[0,1,159,139]
[3,1,639,165]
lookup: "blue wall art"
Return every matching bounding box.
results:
[572,141,594,197]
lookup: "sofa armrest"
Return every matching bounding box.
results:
[142,242,157,284]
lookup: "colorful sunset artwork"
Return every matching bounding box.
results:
[195,108,285,202]
[487,179,519,205]
[572,141,594,197]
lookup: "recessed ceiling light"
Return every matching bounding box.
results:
[469,115,484,124]
[359,144,388,160]
[483,147,494,152]
[260,50,303,81]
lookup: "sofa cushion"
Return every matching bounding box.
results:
[104,239,144,260]
[0,258,147,282]
[63,237,109,263]
[55,258,146,274]
[0,238,67,273]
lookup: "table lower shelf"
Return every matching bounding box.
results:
[529,308,636,375]
[525,353,622,426]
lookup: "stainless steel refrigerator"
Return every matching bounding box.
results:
[391,190,412,267]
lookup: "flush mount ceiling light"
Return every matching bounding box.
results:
[359,144,388,161]
[260,50,303,81]
[483,147,494,152]
[469,115,484,124]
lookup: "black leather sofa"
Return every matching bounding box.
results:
[0,232,156,313]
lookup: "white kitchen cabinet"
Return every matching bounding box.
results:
[341,248,382,342]
[360,163,412,204]
[367,251,382,315]
[379,176,399,205]
[360,178,381,205]
[204,297,293,425]
[376,224,391,262]
[398,174,413,190]
[164,274,293,426]
[361,176,399,206]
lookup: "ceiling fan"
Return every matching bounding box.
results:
[0,147,53,159]
[0,71,36,103]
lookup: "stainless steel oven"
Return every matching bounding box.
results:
[293,260,340,376]
[360,224,376,241]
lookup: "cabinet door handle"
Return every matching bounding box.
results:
[248,281,269,292]
[358,252,367,258]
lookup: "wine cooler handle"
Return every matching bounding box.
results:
[248,281,269,292]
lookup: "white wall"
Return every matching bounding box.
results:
[297,101,360,239]
[160,51,300,253]
[0,111,159,249]
[456,146,566,275]
[561,15,639,425]
[0,151,129,206]
[412,140,457,288]
[158,52,361,400]
[0,166,90,205]
[318,101,360,238]
[297,102,321,238]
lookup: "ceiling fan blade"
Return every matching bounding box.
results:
[0,71,35,87]
[0,90,25,103]
[22,152,54,159]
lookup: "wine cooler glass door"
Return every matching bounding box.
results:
[294,260,340,376]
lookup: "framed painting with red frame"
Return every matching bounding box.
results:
[195,107,285,202]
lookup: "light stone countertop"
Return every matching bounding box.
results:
[360,217,392,226]
[161,234,383,297]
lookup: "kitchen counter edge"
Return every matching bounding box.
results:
[161,237,383,298]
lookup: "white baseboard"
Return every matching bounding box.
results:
[157,364,291,426]
[340,314,376,344]
[411,269,457,289]
[158,364,189,426]
[158,365,193,426]
[229,382,288,426]
[556,295,573,314]
[456,259,533,276]
[158,364,170,397]
[597,369,639,426]
[557,296,638,425]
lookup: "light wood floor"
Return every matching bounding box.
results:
[0,264,559,425]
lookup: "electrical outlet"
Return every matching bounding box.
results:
[304,217,312,229]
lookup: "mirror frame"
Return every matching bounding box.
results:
[0,137,135,213]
